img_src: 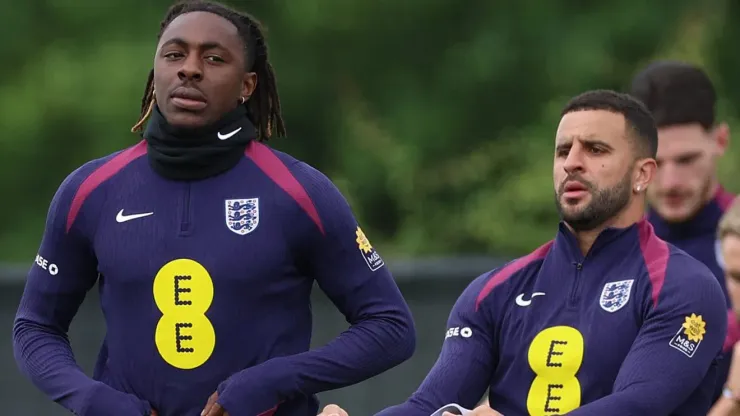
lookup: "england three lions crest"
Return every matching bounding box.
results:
[225,198,259,235]
[600,279,634,313]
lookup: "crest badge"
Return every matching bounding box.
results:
[225,198,259,235]
[599,279,634,313]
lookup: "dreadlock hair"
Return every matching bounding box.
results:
[131,0,286,141]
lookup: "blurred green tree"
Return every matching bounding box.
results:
[0,0,736,262]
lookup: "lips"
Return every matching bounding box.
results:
[564,181,588,192]
[662,194,686,206]
[171,86,207,102]
[170,86,208,111]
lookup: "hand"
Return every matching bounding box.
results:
[443,404,503,416]
[201,391,229,416]
[317,404,349,416]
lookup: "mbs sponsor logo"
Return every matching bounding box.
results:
[669,313,706,358]
[527,326,584,416]
[153,259,216,370]
[356,227,384,271]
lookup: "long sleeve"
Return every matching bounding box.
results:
[567,255,727,416]
[12,166,151,416]
[375,272,497,416]
[216,161,416,415]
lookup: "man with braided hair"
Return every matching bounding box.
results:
[12,2,415,415]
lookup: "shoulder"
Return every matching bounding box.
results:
[470,240,553,311]
[265,145,338,194]
[53,142,146,232]
[53,149,124,205]
[634,220,722,304]
[245,141,332,188]
[245,142,350,232]
[58,142,147,195]
[665,245,722,288]
[642,241,725,312]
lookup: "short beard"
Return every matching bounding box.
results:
[555,171,633,232]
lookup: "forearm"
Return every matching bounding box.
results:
[13,317,98,410]
[217,312,414,414]
[565,390,661,415]
[284,313,415,390]
[13,318,150,416]
[264,260,416,395]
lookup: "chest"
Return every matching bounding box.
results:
[91,173,296,295]
[495,260,648,396]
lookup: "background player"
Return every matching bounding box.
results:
[319,90,728,416]
[629,60,736,401]
[12,2,415,415]
[709,198,740,415]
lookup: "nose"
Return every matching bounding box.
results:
[562,147,584,175]
[656,163,683,190]
[177,56,203,82]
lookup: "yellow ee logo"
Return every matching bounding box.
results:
[526,326,584,416]
[152,258,216,370]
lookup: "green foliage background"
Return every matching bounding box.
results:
[1,0,738,262]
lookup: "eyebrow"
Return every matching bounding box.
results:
[674,151,702,160]
[656,150,702,163]
[555,136,614,150]
[581,138,613,149]
[160,37,227,51]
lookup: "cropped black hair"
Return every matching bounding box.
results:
[629,61,715,131]
[562,89,658,159]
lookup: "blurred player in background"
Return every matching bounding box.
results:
[709,198,740,415]
[12,1,415,415]
[320,90,728,416]
[629,61,736,402]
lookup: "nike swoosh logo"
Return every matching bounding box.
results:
[515,292,546,307]
[116,209,154,223]
[217,127,242,140]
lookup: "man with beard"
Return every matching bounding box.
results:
[629,61,736,403]
[319,90,727,416]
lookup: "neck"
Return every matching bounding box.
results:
[568,196,645,255]
[648,182,733,240]
[705,177,721,207]
[143,104,257,181]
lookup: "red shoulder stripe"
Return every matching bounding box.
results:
[716,186,736,212]
[245,141,325,235]
[66,141,147,233]
[475,240,553,311]
[637,220,669,309]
